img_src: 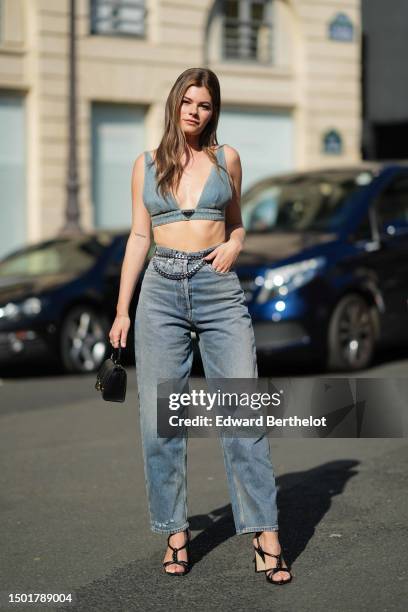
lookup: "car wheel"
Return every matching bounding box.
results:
[59,304,109,373]
[327,293,378,372]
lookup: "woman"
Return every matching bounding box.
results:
[109,67,292,585]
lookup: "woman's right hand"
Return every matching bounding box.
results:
[109,314,131,349]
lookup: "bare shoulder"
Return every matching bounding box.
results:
[222,144,240,164]
[222,144,240,158]
[132,152,145,174]
[222,144,241,174]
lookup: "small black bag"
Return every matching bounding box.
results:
[95,347,127,403]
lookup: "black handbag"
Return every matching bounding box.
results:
[95,347,127,403]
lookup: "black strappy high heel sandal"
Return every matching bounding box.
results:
[162,528,191,576]
[253,532,293,585]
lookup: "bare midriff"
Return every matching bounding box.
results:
[153,219,226,252]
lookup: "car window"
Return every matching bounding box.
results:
[0,236,112,277]
[375,174,408,235]
[241,171,374,233]
[243,187,279,231]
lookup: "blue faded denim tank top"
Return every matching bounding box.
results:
[143,145,232,227]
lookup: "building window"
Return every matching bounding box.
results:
[90,0,146,37]
[222,0,274,63]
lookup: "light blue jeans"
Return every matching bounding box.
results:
[134,242,279,535]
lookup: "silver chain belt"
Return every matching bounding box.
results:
[152,251,209,280]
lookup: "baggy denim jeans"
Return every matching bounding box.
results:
[134,242,279,535]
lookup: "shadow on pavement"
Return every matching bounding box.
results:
[187,458,359,569]
[59,458,359,611]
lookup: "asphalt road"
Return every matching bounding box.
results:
[0,359,407,612]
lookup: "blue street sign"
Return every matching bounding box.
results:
[328,13,354,42]
[323,130,343,155]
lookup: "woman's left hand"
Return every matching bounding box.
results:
[203,239,242,273]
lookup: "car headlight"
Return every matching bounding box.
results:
[0,297,44,319]
[256,257,326,304]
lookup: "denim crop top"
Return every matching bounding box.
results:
[143,145,232,227]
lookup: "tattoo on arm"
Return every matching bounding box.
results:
[132,231,147,238]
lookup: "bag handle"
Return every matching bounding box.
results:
[111,346,123,364]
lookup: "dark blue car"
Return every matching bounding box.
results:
[237,161,408,370]
[0,231,144,373]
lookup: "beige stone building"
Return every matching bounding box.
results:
[0,0,361,258]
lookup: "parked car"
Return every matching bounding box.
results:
[0,230,148,373]
[235,161,408,370]
[2,161,408,375]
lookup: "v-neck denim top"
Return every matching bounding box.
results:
[143,145,232,227]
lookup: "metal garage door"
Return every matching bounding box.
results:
[0,94,26,260]
[91,103,145,229]
[217,108,294,192]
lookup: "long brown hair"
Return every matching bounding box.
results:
[148,67,230,202]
